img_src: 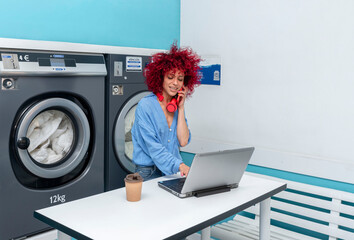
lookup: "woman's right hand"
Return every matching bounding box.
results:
[177,86,188,110]
[179,163,190,177]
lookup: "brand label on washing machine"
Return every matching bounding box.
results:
[126,56,142,72]
[53,68,66,71]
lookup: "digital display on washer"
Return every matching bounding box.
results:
[50,58,65,67]
[38,58,77,67]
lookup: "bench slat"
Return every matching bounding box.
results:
[222,222,260,239]
[275,191,332,211]
[271,210,354,239]
[274,190,354,216]
[270,199,354,229]
[213,216,319,240]
[226,221,294,240]
[241,200,354,230]
[212,226,257,240]
[234,215,321,240]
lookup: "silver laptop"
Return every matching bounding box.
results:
[158,147,254,198]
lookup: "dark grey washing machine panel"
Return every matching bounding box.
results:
[105,54,151,191]
[0,50,106,240]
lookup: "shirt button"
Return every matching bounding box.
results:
[169,129,172,132]
[168,140,170,143]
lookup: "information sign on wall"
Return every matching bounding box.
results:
[199,56,221,85]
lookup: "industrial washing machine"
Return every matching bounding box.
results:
[105,54,150,191]
[0,49,106,239]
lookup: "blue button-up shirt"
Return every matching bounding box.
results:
[132,93,191,175]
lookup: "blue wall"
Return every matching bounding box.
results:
[0,0,180,49]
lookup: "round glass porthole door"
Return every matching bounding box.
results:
[114,91,150,172]
[26,109,74,165]
[15,98,90,179]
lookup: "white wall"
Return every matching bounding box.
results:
[181,0,354,183]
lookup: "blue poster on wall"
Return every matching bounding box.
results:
[199,56,221,85]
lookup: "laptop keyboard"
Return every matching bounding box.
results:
[163,178,186,192]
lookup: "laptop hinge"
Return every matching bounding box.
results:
[193,185,233,198]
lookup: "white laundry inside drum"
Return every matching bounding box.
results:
[124,105,137,160]
[26,110,74,165]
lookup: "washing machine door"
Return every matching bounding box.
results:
[113,91,150,172]
[14,98,90,179]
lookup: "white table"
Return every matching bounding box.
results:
[34,174,286,240]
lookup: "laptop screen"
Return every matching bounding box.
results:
[181,147,255,194]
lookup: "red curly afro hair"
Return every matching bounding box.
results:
[144,42,202,97]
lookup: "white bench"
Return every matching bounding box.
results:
[211,173,354,240]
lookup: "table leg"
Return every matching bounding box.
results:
[57,231,72,240]
[200,226,210,240]
[259,197,271,240]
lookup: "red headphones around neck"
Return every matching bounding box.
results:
[156,93,181,113]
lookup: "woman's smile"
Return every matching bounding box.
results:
[169,86,179,92]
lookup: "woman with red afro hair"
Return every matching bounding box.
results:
[132,43,201,181]
[144,43,201,97]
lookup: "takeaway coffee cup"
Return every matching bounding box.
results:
[124,173,143,202]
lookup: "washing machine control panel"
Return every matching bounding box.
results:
[0,50,107,76]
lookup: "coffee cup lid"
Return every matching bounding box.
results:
[124,173,143,183]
